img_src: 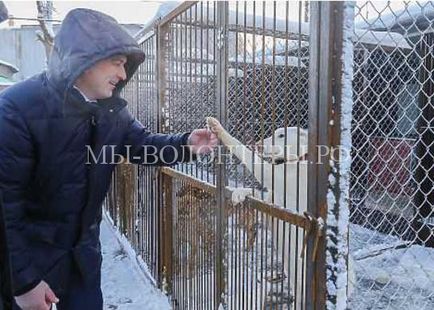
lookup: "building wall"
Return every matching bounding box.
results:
[0,24,143,81]
[0,26,46,81]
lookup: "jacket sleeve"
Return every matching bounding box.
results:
[122,110,195,165]
[0,98,41,296]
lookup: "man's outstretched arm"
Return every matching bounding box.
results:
[121,110,217,165]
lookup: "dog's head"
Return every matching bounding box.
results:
[257,127,308,164]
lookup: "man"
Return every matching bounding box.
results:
[0,8,218,310]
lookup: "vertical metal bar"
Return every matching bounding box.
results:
[157,21,169,289]
[259,3,269,308]
[180,11,187,305]
[307,2,346,309]
[414,30,434,247]
[206,5,212,307]
[162,174,174,295]
[297,3,304,308]
[157,26,168,135]
[232,5,239,309]
[215,1,228,308]
[199,3,204,306]
[187,7,193,177]
[327,2,351,308]
[306,2,322,309]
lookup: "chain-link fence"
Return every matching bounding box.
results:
[349,1,434,309]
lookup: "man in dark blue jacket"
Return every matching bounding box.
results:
[0,8,217,310]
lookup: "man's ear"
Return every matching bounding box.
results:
[75,68,91,84]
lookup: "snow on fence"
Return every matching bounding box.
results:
[105,1,434,309]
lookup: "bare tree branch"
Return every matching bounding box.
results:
[36,1,54,62]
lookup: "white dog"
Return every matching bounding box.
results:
[206,117,355,307]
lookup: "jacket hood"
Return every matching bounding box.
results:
[47,8,145,97]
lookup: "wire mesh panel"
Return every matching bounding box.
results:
[135,32,162,281]
[223,2,311,309]
[105,31,162,281]
[158,4,221,308]
[105,56,140,245]
[162,169,218,309]
[350,2,434,308]
[162,2,218,182]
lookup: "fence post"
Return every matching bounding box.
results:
[215,1,228,308]
[160,173,174,296]
[157,23,169,134]
[156,21,170,291]
[307,2,351,309]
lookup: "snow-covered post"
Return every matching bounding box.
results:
[215,2,229,309]
[307,2,354,309]
[156,20,174,296]
[325,2,355,310]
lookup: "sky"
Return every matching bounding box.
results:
[0,1,417,30]
[1,1,169,28]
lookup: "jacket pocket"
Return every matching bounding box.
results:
[72,224,102,287]
[42,254,71,297]
[23,221,69,294]
[72,242,102,288]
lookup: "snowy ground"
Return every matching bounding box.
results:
[100,218,171,310]
[349,224,434,309]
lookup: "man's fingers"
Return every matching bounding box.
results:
[45,287,59,304]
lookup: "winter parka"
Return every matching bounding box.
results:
[0,8,191,298]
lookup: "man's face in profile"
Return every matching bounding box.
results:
[75,55,128,100]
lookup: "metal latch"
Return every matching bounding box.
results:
[300,212,325,262]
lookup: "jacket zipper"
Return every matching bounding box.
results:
[87,114,97,170]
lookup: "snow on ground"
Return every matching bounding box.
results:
[349,224,434,309]
[100,219,171,310]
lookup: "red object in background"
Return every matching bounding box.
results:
[368,137,415,196]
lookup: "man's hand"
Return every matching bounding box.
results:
[15,280,59,310]
[187,128,218,155]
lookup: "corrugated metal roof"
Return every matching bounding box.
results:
[356,3,434,33]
